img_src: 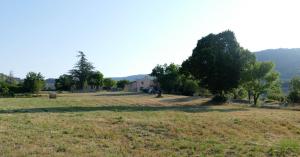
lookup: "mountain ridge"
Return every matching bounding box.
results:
[255,48,300,81]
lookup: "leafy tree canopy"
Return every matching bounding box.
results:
[55,74,74,91]
[243,62,280,105]
[182,30,255,99]
[70,51,95,90]
[103,78,116,90]
[87,71,104,89]
[23,72,45,93]
[116,80,130,89]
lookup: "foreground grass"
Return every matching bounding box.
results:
[0,92,299,156]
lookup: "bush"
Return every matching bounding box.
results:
[231,88,247,100]
[182,79,199,96]
[198,88,211,97]
[0,86,10,97]
[212,95,228,103]
[288,76,300,103]
[288,91,300,103]
[268,93,286,102]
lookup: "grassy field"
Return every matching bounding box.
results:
[0,92,299,156]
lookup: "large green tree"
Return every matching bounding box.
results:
[70,51,95,90]
[182,30,254,100]
[243,62,280,106]
[151,63,181,93]
[23,72,45,93]
[150,63,199,96]
[116,80,130,90]
[87,71,104,90]
[103,78,116,90]
[55,74,74,91]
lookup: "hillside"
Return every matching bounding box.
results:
[111,74,149,81]
[255,48,300,81]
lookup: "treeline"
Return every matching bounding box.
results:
[55,51,129,91]
[0,51,130,97]
[151,30,300,106]
[0,71,45,97]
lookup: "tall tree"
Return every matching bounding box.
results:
[243,62,280,106]
[182,30,254,100]
[23,72,45,93]
[70,51,95,90]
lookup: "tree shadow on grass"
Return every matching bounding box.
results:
[160,96,205,103]
[0,105,249,114]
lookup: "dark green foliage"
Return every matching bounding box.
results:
[231,87,247,100]
[70,51,95,90]
[116,80,130,89]
[56,51,104,92]
[151,63,199,96]
[288,76,300,103]
[267,82,285,102]
[0,86,10,97]
[181,79,199,96]
[23,72,45,93]
[182,30,255,99]
[87,71,104,90]
[151,63,181,93]
[212,95,228,102]
[242,62,280,106]
[55,74,74,91]
[288,91,300,103]
[103,78,116,90]
[0,80,25,97]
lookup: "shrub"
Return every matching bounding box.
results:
[268,93,286,102]
[0,86,10,97]
[288,91,300,103]
[212,95,228,103]
[288,76,300,103]
[182,79,199,96]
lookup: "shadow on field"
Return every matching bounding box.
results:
[95,92,145,97]
[160,96,204,103]
[0,105,248,114]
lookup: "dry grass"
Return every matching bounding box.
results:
[0,92,299,156]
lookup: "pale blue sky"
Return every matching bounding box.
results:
[1,0,300,78]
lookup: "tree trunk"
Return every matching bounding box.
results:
[253,93,259,106]
[247,90,252,104]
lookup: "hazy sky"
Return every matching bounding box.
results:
[0,0,299,78]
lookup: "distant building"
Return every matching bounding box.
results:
[124,75,155,92]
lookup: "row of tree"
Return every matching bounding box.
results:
[0,51,131,96]
[150,63,200,96]
[151,30,285,106]
[55,51,129,91]
[0,71,45,96]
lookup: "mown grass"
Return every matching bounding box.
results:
[0,92,299,156]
